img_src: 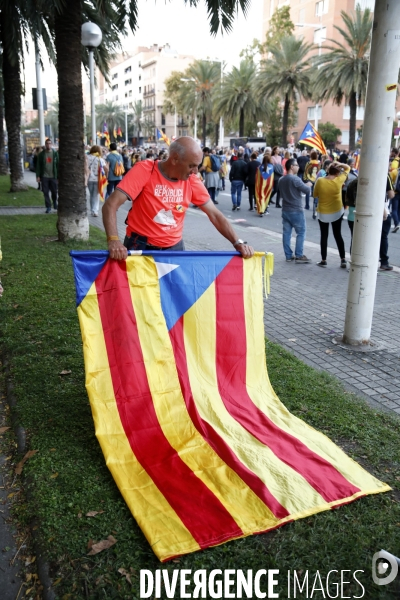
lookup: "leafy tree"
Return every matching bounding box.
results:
[45,101,59,140]
[261,6,294,53]
[129,99,143,141]
[239,38,261,62]
[257,35,314,146]
[313,6,372,152]
[215,60,269,137]
[96,101,125,140]
[318,122,342,148]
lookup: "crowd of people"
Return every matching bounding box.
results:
[31,137,399,270]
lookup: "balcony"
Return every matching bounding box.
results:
[143,87,156,97]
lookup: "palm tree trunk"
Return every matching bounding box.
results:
[0,79,8,176]
[239,108,245,138]
[282,95,290,148]
[0,14,27,191]
[349,91,357,153]
[202,112,207,147]
[54,0,88,241]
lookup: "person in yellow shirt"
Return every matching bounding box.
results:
[199,147,220,204]
[389,148,400,184]
[313,161,351,268]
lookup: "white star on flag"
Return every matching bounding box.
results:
[306,129,314,137]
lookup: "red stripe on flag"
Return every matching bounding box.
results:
[214,257,360,503]
[95,260,243,547]
[169,317,289,520]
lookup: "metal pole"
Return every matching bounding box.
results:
[89,48,96,145]
[125,111,128,144]
[35,41,45,146]
[343,0,400,345]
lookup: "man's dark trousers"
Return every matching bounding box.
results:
[42,177,58,210]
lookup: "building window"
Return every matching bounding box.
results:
[161,113,166,125]
[115,95,118,101]
[298,8,305,24]
[162,128,166,134]
[125,79,132,86]
[112,73,118,80]
[307,106,322,120]
[129,90,132,96]
[341,131,349,146]
[139,75,141,80]
[315,0,329,17]
[139,87,141,93]
[343,105,365,120]
[112,84,118,91]
[125,92,128,98]
[124,66,132,73]
[313,27,326,45]
[355,0,373,8]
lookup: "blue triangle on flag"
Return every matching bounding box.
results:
[149,252,235,330]
[70,251,109,306]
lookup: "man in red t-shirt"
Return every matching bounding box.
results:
[102,137,254,260]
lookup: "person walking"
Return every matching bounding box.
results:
[229,151,248,211]
[313,161,350,268]
[199,147,220,205]
[278,158,312,263]
[36,138,59,213]
[106,143,125,197]
[85,145,109,217]
[246,152,260,211]
[255,154,274,217]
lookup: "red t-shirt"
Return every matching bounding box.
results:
[117,161,210,247]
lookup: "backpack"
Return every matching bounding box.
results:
[210,154,221,172]
[395,170,400,194]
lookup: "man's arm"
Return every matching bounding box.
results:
[200,201,254,258]
[102,190,130,260]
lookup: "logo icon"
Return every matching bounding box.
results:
[372,550,399,586]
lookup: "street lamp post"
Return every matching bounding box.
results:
[257,122,263,138]
[81,22,102,145]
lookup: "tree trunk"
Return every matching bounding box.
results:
[202,112,207,147]
[0,13,27,191]
[282,95,290,148]
[349,91,357,153]
[215,122,219,145]
[0,78,8,176]
[239,108,245,138]
[54,0,88,241]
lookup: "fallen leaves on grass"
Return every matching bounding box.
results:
[59,370,71,376]
[118,568,132,585]
[15,450,38,475]
[86,510,104,517]
[0,427,10,434]
[50,473,58,479]
[87,535,117,556]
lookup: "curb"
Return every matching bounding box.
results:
[3,357,55,600]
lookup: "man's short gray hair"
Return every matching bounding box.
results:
[169,140,186,159]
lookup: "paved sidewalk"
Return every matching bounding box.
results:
[1,181,400,416]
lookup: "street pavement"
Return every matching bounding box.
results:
[1,172,400,417]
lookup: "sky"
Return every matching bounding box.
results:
[23,0,264,105]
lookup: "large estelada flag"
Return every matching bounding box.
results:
[157,127,170,146]
[299,121,327,155]
[70,250,390,562]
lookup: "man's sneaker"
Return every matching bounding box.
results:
[340,259,347,268]
[213,200,219,205]
[236,206,241,211]
[295,255,310,264]
[317,260,327,267]
[286,256,295,262]
[380,264,394,271]
[392,225,400,233]
[45,208,51,213]
[53,202,58,210]
[232,205,237,211]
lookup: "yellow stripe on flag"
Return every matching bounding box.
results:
[125,257,278,535]
[242,258,391,499]
[183,281,328,518]
[78,283,200,559]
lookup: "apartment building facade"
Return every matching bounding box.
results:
[261,0,391,149]
[95,45,194,143]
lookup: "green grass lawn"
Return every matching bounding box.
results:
[0,174,43,207]
[0,215,399,599]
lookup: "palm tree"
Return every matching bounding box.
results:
[96,101,125,141]
[215,60,268,137]
[179,60,221,146]
[257,35,314,146]
[0,63,7,176]
[313,6,372,152]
